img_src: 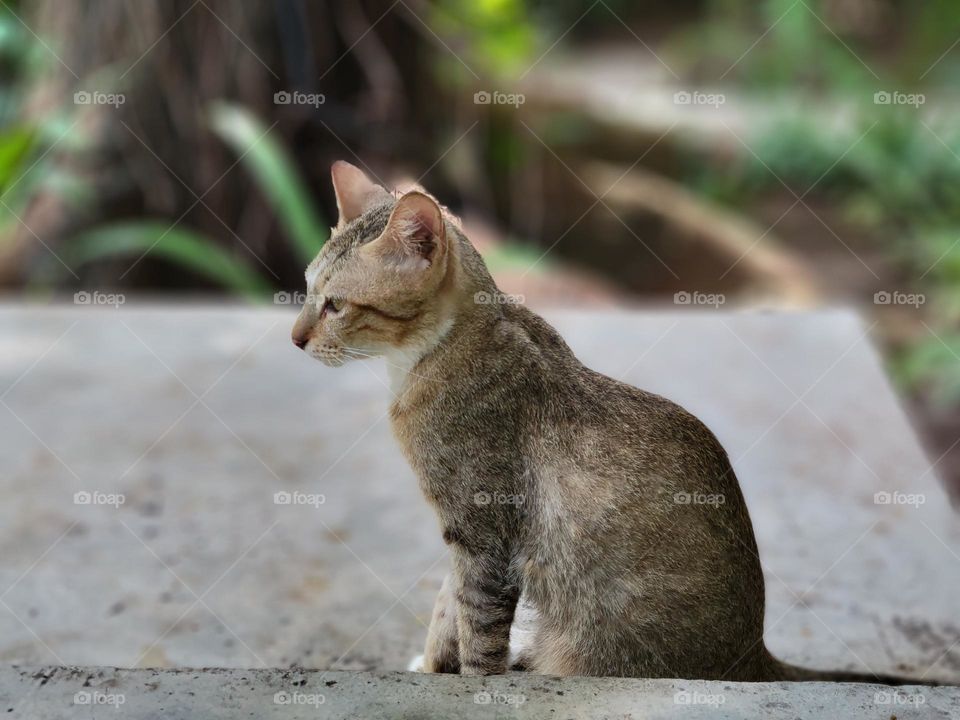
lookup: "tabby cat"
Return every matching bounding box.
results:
[292,161,921,683]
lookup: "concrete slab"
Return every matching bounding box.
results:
[0,304,957,684]
[2,668,957,719]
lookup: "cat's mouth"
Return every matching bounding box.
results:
[303,340,349,367]
[317,341,385,368]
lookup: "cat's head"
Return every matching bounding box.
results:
[292,161,456,367]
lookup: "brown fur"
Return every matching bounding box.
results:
[293,162,931,684]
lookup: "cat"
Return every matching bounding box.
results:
[292,160,927,683]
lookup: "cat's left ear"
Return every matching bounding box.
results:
[364,191,446,271]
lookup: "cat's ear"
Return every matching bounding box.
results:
[364,191,445,271]
[331,160,391,226]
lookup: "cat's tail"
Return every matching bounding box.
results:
[766,650,939,686]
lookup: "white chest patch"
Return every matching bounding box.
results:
[383,316,454,396]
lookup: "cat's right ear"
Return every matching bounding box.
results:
[362,191,446,273]
[331,161,391,227]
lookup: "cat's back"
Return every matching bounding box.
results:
[502,306,731,467]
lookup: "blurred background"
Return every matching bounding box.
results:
[1,0,958,500]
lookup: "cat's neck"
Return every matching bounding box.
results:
[386,230,500,396]
[384,314,456,394]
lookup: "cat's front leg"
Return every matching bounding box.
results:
[452,551,520,675]
[422,573,460,673]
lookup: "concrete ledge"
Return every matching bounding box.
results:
[2,668,957,719]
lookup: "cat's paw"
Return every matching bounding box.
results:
[407,653,425,673]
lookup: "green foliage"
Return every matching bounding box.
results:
[59,103,329,299]
[689,107,960,401]
[68,222,271,299]
[0,5,327,297]
[482,240,550,274]
[0,126,35,194]
[670,0,960,401]
[209,102,326,264]
[0,125,36,255]
[0,7,48,126]
[708,109,960,214]
[671,0,849,87]
[665,0,960,92]
[430,0,534,79]
[895,331,960,409]
[0,4,66,233]
[893,221,960,405]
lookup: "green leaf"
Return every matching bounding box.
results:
[68,221,271,299]
[0,126,35,193]
[209,101,326,264]
[894,333,960,406]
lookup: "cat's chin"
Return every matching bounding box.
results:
[314,353,349,368]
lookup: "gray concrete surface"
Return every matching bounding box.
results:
[0,304,958,690]
[2,667,959,719]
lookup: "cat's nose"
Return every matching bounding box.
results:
[291,310,313,350]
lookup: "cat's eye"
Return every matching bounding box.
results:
[321,296,343,317]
